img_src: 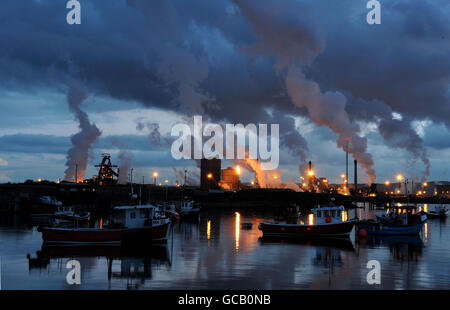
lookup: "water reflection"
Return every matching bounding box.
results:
[358,235,424,262]
[2,204,450,289]
[26,244,171,289]
[235,212,240,252]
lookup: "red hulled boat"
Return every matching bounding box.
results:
[39,205,171,245]
[258,205,357,238]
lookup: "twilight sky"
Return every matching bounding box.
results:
[0,0,449,185]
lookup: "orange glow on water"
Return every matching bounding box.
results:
[100,218,103,229]
[308,213,314,225]
[235,212,240,251]
[207,220,211,240]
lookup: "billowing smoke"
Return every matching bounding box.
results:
[379,118,430,179]
[172,167,199,186]
[111,138,133,184]
[64,84,101,182]
[346,96,431,179]
[158,45,214,116]
[233,0,377,183]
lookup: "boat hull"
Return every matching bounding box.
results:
[40,222,171,245]
[357,221,422,235]
[425,211,448,219]
[258,220,357,238]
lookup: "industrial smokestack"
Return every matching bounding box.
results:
[354,160,358,193]
[309,161,312,171]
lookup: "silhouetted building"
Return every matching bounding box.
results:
[93,153,119,186]
[221,167,240,191]
[200,158,221,190]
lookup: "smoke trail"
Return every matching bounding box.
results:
[233,0,377,183]
[64,84,101,182]
[346,96,431,179]
[111,138,133,184]
[379,118,430,179]
[136,119,174,146]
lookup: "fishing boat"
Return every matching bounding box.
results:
[38,204,171,245]
[54,206,90,222]
[377,205,427,223]
[179,200,200,219]
[357,206,423,235]
[258,205,357,238]
[425,205,449,219]
[39,196,62,207]
[157,203,180,220]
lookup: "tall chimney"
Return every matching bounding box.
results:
[354,160,358,192]
[308,161,313,192]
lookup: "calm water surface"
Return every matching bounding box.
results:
[1,203,449,289]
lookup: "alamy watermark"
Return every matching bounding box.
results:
[170,116,279,170]
[66,0,81,25]
[366,0,381,25]
[366,260,381,285]
[66,1,380,26]
[66,259,81,285]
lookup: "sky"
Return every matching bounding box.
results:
[0,0,449,185]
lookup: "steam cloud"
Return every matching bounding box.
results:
[111,138,133,184]
[64,84,101,182]
[233,0,377,183]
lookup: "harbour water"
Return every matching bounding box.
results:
[0,203,449,290]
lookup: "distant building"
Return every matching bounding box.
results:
[434,184,450,197]
[200,158,221,190]
[221,167,240,191]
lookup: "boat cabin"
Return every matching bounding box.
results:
[309,206,347,225]
[112,205,159,228]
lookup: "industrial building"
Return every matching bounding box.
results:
[221,167,240,191]
[200,158,221,190]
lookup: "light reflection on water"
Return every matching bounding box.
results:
[0,203,449,289]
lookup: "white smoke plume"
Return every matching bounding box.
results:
[64,83,101,182]
[172,167,199,186]
[346,96,431,179]
[111,138,133,184]
[233,0,377,183]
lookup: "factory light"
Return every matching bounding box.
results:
[207,173,213,179]
[396,174,403,181]
[423,182,428,187]
[308,213,314,225]
[235,166,241,175]
[308,170,315,177]
[153,172,158,177]
[385,181,390,186]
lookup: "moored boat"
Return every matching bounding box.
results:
[53,206,90,222]
[425,205,449,219]
[377,205,427,223]
[258,205,357,238]
[357,205,423,235]
[179,200,200,219]
[39,205,171,245]
[357,220,423,235]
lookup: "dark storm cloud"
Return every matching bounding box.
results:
[0,0,448,181]
[0,134,166,154]
[0,134,70,154]
[307,0,450,126]
[423,124,450,150]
